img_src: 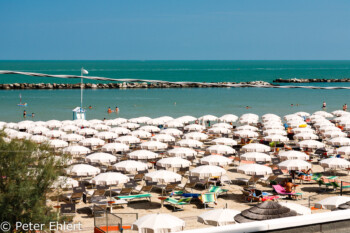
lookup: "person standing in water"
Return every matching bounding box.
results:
[343,104,348,111]
[115,106,119,112]
[23,110,26,118]
[322,101,326,109]
[107,107,112,114]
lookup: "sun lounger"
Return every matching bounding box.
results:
[199,193,217,209]
[330,181,350,191]
[208,185,228,197]
[272,185,301,199]
[61,192,83,203]
[317,178,334,191]
[115,193,152,202]
[164,197,192,211]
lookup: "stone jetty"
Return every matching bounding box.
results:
[273,78,350,83]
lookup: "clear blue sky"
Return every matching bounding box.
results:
[1,0,350,60]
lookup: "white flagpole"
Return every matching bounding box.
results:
[81,68,83,110]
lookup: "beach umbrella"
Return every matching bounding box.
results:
[102,143,129,153]
[129,117,150,124]
[33,121,47,127]
[212,123,233,129]
[278,159,311,171]
[52,176,79,189]
[278,151,309,161]
[91,124,111,131]
[10,131,32,140]
[30,135,49,143]
[335,201,350,210]
[165,120,184,128]
[332,110,350,117]
[240,113,259,120]
[61,120,75,126]
[110,127,131,135]
[279,202,311,215]
[315,196,350,210]
[184,132,208,141]
[61,125,79,133]
[176,115,197,123]
[66,164,100,176]
[146,118,166,126]
[190,165,226,178]
[156,157,191,168]
[334,116,350,123]
[132,213,185,233]
[313,111,333,118]
[184,124,205,132]
[236,125,258,131]
[160,128,183,137]
[86,152,117,164]
[46,120,62,129]
[211,138,237,146]
[263,135,289,143]
[89,119,103,124]
[131,130,152,139]
[242,143,270,153]
[207,145,235,155]
[151,134,176,143]
[234,202,297,223]
[79,138,105,147]
[74,120,91,128]
[237,164,272,176]
[233,130,259,138]
[263,129,287,136]
[199,115,218,122]
[113,160,148,172]
[329,137,350,146]
[319,126,341,133]
[337,146,350,156]
[239,118,259,125]
[176,139,203,148]
[62,145,91,155]
[96,131,119,140]
[219,114,238,123]
[263,125,285,130]
[61,133,85,142]
[291,128,315,134]
[140,125,161,133]
[49,139,69,149]
[240,152,272,162]
[91,172,130,186]
[314,121,333,128]
[295,112,310,117]
[297,140,325,149]
[18,121,34,130]
[167,147,197,158]
[145,170,182,183]
[128,150,159,160]
[28,126,49,135]
[320,157,350,169]
[5,122,19,129]
[45,130,66,138]
[262,113,280,120]
[200,155,232,166]
[105,118,128,126]
[293,133,318,140]
[208,127,231,134]
[198,207,240,226]
[116,135,141,144]
[120,122,140,129]
[140,141,167,151]
[77,128,98,136]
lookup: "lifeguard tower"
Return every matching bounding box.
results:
[72,107,86,120]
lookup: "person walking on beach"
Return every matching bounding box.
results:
[322,101,326,109]
[23,110,26,118]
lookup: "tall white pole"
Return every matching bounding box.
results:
[81,68,83,110]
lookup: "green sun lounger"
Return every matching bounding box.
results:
[330,181,350,190]
[200,193,217,209]
[115,193,151,202]
[317,179,334,191]
[208,185,228,197]
[164,197,192,211]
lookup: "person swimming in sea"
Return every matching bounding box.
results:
[115,106,119,112]
[322,101,326,109]
[23,110,26,118]
[107,107,112,114]
[89,105,92,109]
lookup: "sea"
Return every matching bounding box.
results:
[1,60,350,122]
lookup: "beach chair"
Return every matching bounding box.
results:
[208,185,228,197]
[60,203,76,222]
[115,193,152,203]
[189,176,209,189]
[164,197,192,211]
[260,175,278,186]
[317,178,334,191]
[61,192,83,204]
[330,181,350,191]
[115,187,133,196]
[133,173,145,182]
[272,185,302,200]
[133,184,154,194]
[235,176,260,187]
[200,193,217,209]
[87,189,106,203]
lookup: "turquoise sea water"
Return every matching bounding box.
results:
[1,60,350,122]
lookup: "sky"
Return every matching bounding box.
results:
[0,0,350,60]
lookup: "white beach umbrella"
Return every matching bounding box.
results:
[91,124,111,131]
[176,139,203,148]
[239,118,259,125]
[219,114,238,123]
[131,130,152,139]
[208,127,231,134]
[263,135,289,142]
[77,128,98,136]
[91,172,130,186]
[207,145,235,155]
[295,112,310,117]
[293,133,318,140]
[160,128,183,137]
[242,143,270,153]
[167,147,197,158]
[212,123,233,129]
[52,176,79,189]
[12,132,32,140]
[116,135,141,144]
[240,113,259,120]
[291,128,315,134]
[278,151,309,161]
[49,139,69,149]
[113,160,148,172]
[262,113,280,120]
[236,125,258,131]
[61,133,85,142]
[320,158,350,169]
[62,145,91,155]
[337,146,350,156]
[79,138,105,147]
[61,125,79,133]
[151,134,176,143]
[89,119,103,125]
[61,120,75,126]
[237,164,272,176]
[329,137,350,146]
[110,127,131,135]
[140,125,161,133]
[190,165,226,178]
[263,125,285,131]
[240,152,272,162]
[176,115,197,123]
[198,208,240,226]
[319,126,341,133]
[184,124,205,132]
[132,213,185,233]
[212,138,237,146]
[323,131,347,139]
[314,121,333,128]
[315,196,350,210]
[128,150,159,160]
[146,118,166,126]
[18,121,34,130]
[66,164,100,176]
[200,155,232,166]
[46,120,62,129]
[334,116,350,123]
[105,118,128,126]
[120,122,140,129]
[74,120,91,128]
[28,126,49,135]
[233,130,259,138]
[140,141,167,151]
[129,116,152,124]
[145,170,182,183]
[44,130,66,138]
[184,132,208,141]
[102,143,129,153]
[156,157,191,168]
[263,129,287,136]
[279,202,311,215]
[5,122,19,129]
[278,159,311,171]
[298,140,325,149]
[165,120,184,128]
[332,110,350,117]
[96,131,119,140]
[30,135,49,143]
[199,115,218,122]
[86,152,117,164]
